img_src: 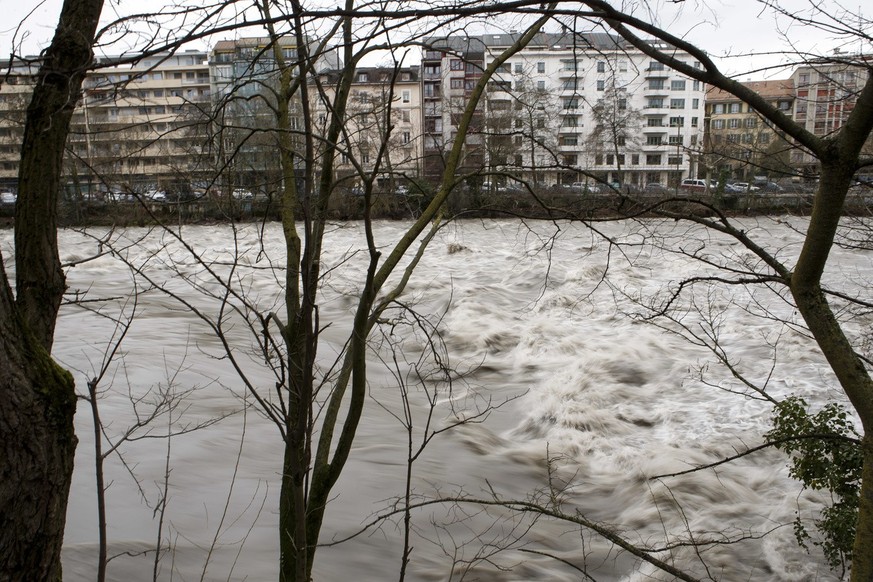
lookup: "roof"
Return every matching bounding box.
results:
[213,37,299,52]
[424,31,631,54]
[707,79,795,102]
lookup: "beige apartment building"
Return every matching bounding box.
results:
[704,79,795,181]
[0,50,212,197]
[0,59,37,193]
[314,66,422,192]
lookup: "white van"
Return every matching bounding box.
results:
[680,179,713,192]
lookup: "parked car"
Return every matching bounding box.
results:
[756,181,784,192]
[571,182,602,193]
[232,188,254,200]
[145,189,168,202]
[731,182,760,192]
[722,183,746,194]
[0,191,16,206]
[395,185,410,196]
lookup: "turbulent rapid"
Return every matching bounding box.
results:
[3,217,865,581]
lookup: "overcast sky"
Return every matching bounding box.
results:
[2,0,868,80]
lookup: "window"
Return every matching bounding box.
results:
[606,154,614,165]
[647,98,663,108]
[562,136,578,146]
[402,90,410,103]
[670,98,685,109]
[618,98,627,111]
[595,154,603,165]
[712,119,725,129]
[713,104,725,114]
[693,80,700,90]
[691,116,698,127]
[726,134,740,143]
[618,60,627,72]
[597,61,606,73]
[668,155,683,165]
[514,62,523,74]
[646,136,662,145]
[646,154,662,165]
[450,78,463,89]
[742,133,754,144]
[669,116,684,127]
[537,119,545,129]
[671,80,686,91]
[649,80,665,90]
[402,131,411,144]
[648,61,664,71]
[597,80,605,91]
[616,135,626,146]
[692,98,699,109]
[668,135,683,145]
[729,103,742,113]
[728,118,741,129]
[760,132,771,143]
[647,118,663,127]
[745,117,757,128]
[153,89,164,97]
[799,73,809,85]
[564,154,578,165]
[563,98,579,109]
[563,116,578,127]
[617,154,625,165]
[562,60,579,71]
[362,152,370,164]
[778,100,791,111]
[498,64,510,73]
[537,80,545,90]
[537,62,545,73]
[632,154,640,165]
[562,79,580,91]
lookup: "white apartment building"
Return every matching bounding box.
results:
[423,32,706,189]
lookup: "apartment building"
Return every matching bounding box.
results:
[421,32,707,189]
[705,80,795,180]
[420,36,487,184]
[0,50,212,196]
[791,56,872,174]
[313,66,422,191]
[0,59,36,192]
[70,50,212,195]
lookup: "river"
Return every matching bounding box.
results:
[4,217,866,581]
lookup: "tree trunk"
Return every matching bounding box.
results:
[15,0,104,351]
[0,263,77,581]
[0,0,104,579]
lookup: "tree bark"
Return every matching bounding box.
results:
[15,0,104,351]
[0,0,103,579]
[0,261,77,581]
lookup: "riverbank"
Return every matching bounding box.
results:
[0,187,869,228]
